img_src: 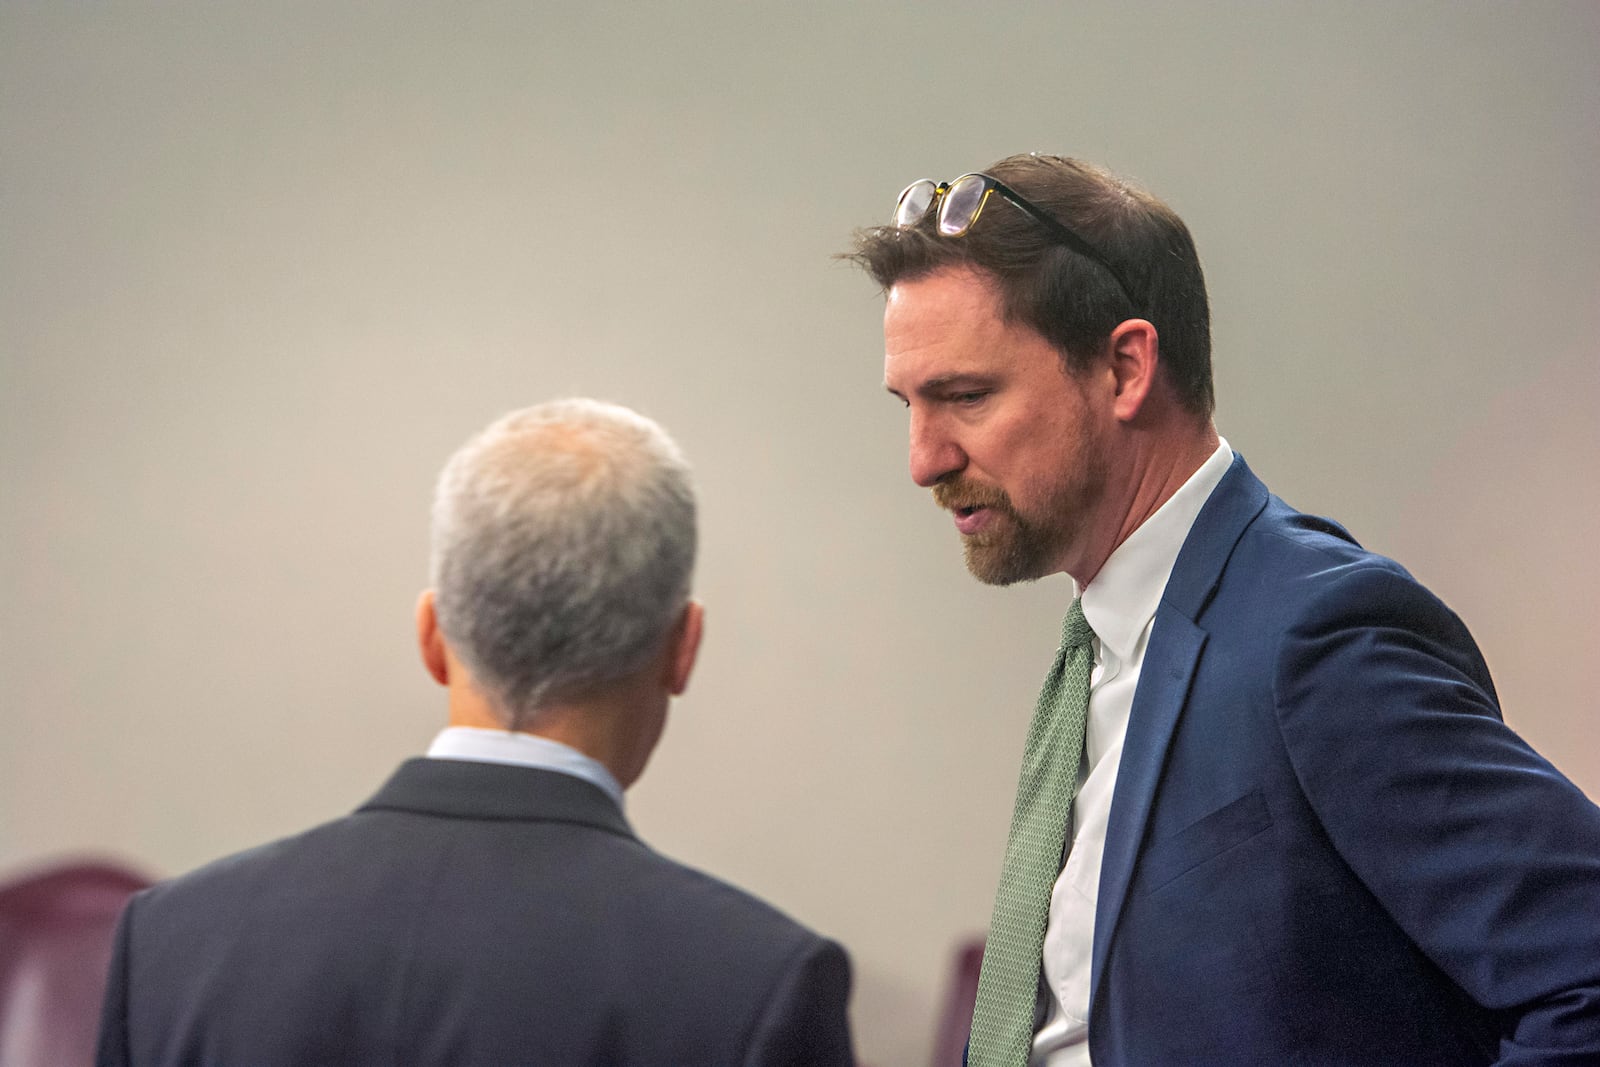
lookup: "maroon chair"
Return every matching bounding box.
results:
[0,860,151,1067]
[930,935,985,1067]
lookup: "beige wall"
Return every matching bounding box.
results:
[3,3,1596,1062]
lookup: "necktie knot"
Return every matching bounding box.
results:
[1060,598,1094,652]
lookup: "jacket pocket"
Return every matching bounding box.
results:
[1138,789,1273,896]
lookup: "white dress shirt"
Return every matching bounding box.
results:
[1032,439,1233,1066]
[426,726,626,812]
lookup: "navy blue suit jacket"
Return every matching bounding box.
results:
[1082,454,1600,1064]
[96,758,854,1066]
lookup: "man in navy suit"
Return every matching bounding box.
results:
[96,399,854,1066]
[851,155,1600,1064]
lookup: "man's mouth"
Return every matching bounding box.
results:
[952,505,992,536]
[934,481,1009,536]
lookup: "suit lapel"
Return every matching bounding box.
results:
[1089,454,1270,997]
[1090,606,1205,988]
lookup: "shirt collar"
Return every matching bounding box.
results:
[1078,438,1233,664]
[425,726,626,812]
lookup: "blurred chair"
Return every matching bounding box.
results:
[930,934,984,1067]
[0,860,151,1067]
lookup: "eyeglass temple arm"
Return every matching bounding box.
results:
[987,178,1139,310]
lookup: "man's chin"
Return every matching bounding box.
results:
[961,540,1046,587]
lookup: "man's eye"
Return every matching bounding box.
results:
[953,392,988,405]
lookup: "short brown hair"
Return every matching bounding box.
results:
[847,154,1214,417]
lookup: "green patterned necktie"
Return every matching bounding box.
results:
[968,598,1096,1067]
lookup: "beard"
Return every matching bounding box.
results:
[931,431,1109,587]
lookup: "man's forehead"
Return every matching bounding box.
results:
[883,267,1044,389]
[885,270,1003,362]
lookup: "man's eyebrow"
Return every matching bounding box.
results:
[887,373,997,401]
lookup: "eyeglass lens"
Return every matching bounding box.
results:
[938,175,989,237]
[894,180,938,229]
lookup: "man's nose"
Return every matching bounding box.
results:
[908,413,965,488]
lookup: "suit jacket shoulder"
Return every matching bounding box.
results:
[99,759,853,1067]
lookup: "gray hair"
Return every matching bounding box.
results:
[429,398,697,728]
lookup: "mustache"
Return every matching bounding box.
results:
[931,479,1014,514]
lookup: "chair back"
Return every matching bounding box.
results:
[930,935,985,1067]
[0,861,151,1067]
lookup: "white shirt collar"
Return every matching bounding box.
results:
[1078,438,1233,663]
[425,726,626,812]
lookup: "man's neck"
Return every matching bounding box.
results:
[444,677,663,791]
[1070,422,1220,589]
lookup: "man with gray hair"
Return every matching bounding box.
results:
[96,398,855,1066]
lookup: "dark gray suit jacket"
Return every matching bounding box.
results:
[96,758,854,1066]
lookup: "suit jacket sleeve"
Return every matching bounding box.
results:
[742,936,854,1067]
[94,897,135,1067]
[1274,566,1600,1063]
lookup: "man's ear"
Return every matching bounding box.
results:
[1107,318,1160,422]
[665,600,704,697]
[416,589,450,687]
